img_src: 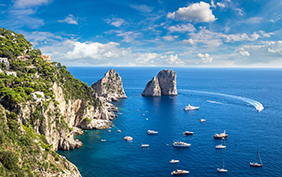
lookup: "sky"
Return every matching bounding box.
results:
[1,0,282,67]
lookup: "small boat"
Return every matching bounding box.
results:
[142,114,145,116]
[217,159,228,173]
[214,130,228,139]
[146,111,148,113]
[108,130,111,132]
[146,118,148,120]
[170,159,180,164]
[124,136,133,141]
[250,150,263,167]
[141,144,149,148]
[137,110,140,112]
[183,131,194,136]
[171,169,189,175]
[173,141,191,147]
[117,130,121,133]
[147,130,158,135]
[101,139,106,142]
[200,119,206,122]
[216,139,226,149]
[184,104,199,111]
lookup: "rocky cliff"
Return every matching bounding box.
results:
[92,69,127,102]
[142,70,177,96]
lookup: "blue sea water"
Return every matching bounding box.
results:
[58,67,282,177]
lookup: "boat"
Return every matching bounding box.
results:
[184,104,199,111]
[141,144,149,148]
[214,130,228,139]
[173,141,191,147]
[217,159,228,173]
[108,130,111,132]
[200,119,206,122]
[117,130,121,133]
[183,131,194,135]
[101,139,106,142]
[216,139,226,149]
[147,130,158,135]
[142,114,145,116]
[250,150,263,167]
[137,110,140,112]
[170,159,180,164]
[171,169,189,175]
[124,136,133,141]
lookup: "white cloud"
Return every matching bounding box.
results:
[166,23,196,33]
[13,0,52,8]
[58,14,78,25]
[130,4,154,13]
[211,0,216,8]
[183,39,195,45]
[162,35,178,41]
[115,31,142,43]
[105,17,125,27]
[167,2,217,23]
[242,17,263,24]
[216,2,225,8]
[196,53,213,63]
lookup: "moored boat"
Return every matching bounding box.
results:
[147,130,158,135]
[173,141,191,147]
[117,130,121,133]
[183,131,194,135]
[216,144,226,149]
[170,159,180,164]
[200,119,206,122]
[124,136,133,141]
[250,150,263,167]
[101,139,106,142]
[171,169,189,175]
[214,130,228,139]
[217,159,228,173]
[141,144,149,148]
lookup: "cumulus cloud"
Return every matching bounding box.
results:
[115,31,142,43]
[228,41,282,65]
[58,14,78,25]
[167,2,217,23]
[13,0,52,8]
[216,2,225,8]
[183,39,195,45]
[162,35,179,41]
[196,53,213,63]
[130,4,154,13]
[166,23,196,33]
[104,17,125,27]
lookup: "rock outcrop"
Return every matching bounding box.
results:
[91,69,127,102]
[142,70,177,96]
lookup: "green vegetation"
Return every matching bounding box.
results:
[0,27,101,176]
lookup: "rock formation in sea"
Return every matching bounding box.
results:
[91,69,127,102]
[142,70,177,96]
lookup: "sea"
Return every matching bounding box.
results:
[58,67,282,177]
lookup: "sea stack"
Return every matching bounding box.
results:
[142,70,177,96]
[92,69,127,102]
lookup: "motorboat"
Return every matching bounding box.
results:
[173,141,191,147]
[117,130,121,133]
[200,119,206,122]
[141,144,149,148]
[101,139,106,142]
[184,104,199,111]
[170,159,180,164]
[183,131,194,136]
[217,159,228,173]
[214,130,228,139]
[108,130,111,132]
[216,144,226,149]
[147,130,158,135]
[124,136,133,141]
[250,150,263,167]
[171,169,189,175]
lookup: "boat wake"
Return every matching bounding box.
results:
[179,89,264,112]
[206,100,225,105]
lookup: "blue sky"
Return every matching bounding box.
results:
[1,0,282,67]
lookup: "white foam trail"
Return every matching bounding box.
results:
[180,89,264,112]
[206,100,224,105]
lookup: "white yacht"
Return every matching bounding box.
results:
[214,130,228,139]
[101,139,106,142]
[173,141,191,147]
[184,104,199,111]
[200,119,206,122]
[171,169,189,175]
[170,159,180,164]
[216,144,226,149]
[183,131,194,135]
[147,130,158,135]
[124,136,133,141]
[117,130,121,133]
[217,159,228,173]
[141,144,149,148]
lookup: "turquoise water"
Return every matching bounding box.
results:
[58,67,282,177]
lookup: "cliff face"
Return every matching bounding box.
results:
[142,70,177,96]
[92,69,127,102]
